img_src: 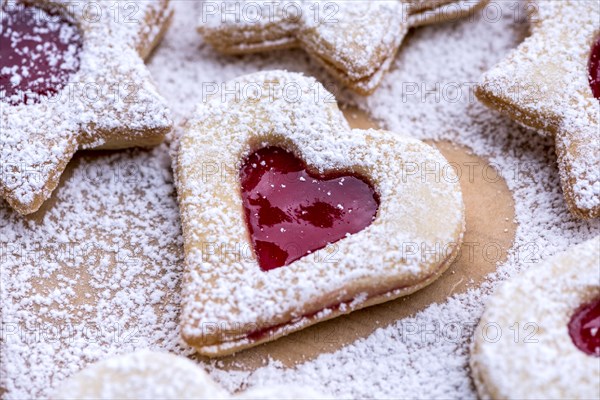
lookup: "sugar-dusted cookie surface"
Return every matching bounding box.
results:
[198,0,488,94]
[53,350,327,399]
[0,0,173,215]
[470,236,600,399]
[53,351,228,400]
[476,0,600,219]
[174,70,465,356]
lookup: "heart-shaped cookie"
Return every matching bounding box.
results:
[53,350,327,399]
[174,71,465,356]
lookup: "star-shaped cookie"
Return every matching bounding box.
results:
[199,0,488,94]
[1,0,173,215]
[476,0,600,219]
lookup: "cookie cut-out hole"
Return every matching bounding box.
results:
[240,146,379,271]
[589,34,600,99]
[0,3,82,105]
[568,297,600,357]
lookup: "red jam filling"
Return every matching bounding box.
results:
[589,35,600,99]
[240,146,379,271]
[568,297,600,357]
[0,4,82,105]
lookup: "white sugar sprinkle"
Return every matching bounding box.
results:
[1,1,599,399]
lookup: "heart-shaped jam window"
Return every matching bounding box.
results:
[240,146,379,271]
[0,4,82,105]
[589,35,600,99]
[568,297,600,357]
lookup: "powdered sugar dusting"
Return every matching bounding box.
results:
[1,1,599,399]
[0,4,82,105]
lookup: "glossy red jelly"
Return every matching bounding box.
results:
[240,146,379,271]
[0,4,82,105]
[568,297,600,357]
[589,35,600,99]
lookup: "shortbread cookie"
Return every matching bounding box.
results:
[53,351,228,399]
[53,350,327,399]
[476,0,600,219]
[198,0,488,95]
[470,236,600,399]
[174,70,465,356]
[0,0,173,215]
